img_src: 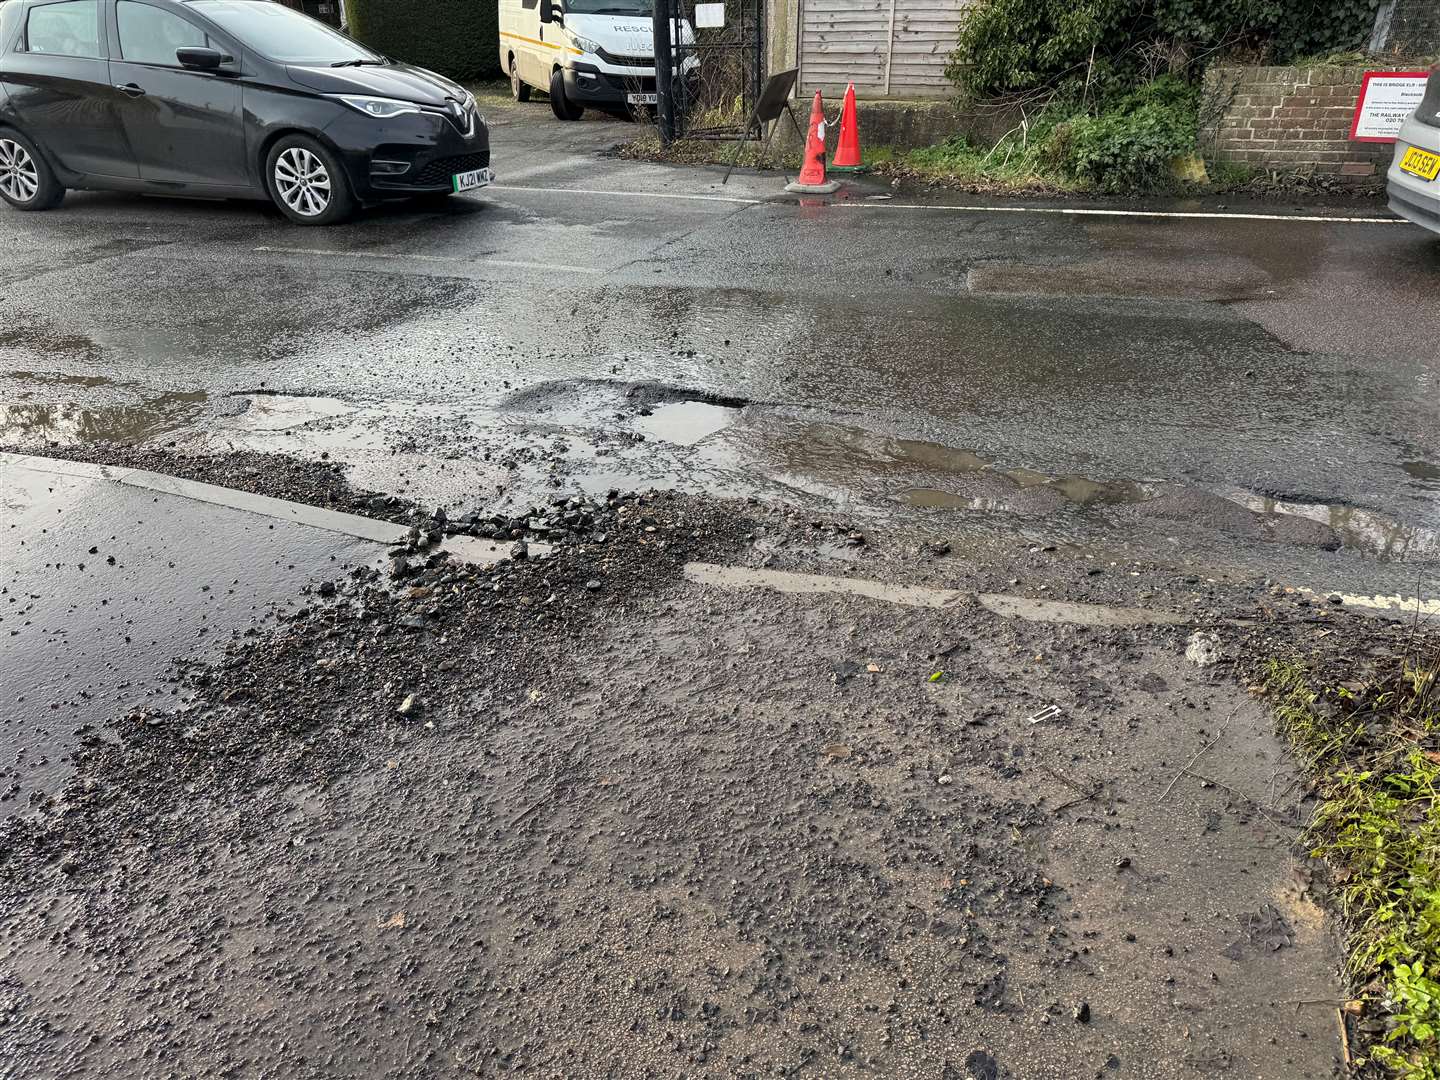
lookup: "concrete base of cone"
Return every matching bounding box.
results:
[784,179,841,194]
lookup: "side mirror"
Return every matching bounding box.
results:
[176,46,228,71]
[539,0,555,23]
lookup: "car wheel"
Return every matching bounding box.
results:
[0,130,64,211]
[265,135,355,226]
[511,58,530,103]
[549,69,584,121]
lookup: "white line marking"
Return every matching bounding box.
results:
[831,203,1401,224]
[1297,587,1440,617]
[2,451,532,567]
[684,562,1194,626]
[250,246,602,274]
[494,184,763,205]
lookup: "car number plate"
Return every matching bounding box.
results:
[452,167,493,193]
[1399,146,1440,181]
[627,92,658,105]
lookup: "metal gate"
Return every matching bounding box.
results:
[662,0,766,138]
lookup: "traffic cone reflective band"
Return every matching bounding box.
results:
[832,82,863,172]
[785,90,841,194]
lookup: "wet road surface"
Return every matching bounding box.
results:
[2,109,1439,612]
[0,452,387,804]
[0,103,1436,1079]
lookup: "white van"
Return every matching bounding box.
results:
[498,0,693,121]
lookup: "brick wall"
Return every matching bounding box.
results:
[1202,65,1413,182]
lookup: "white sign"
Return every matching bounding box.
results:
[695,2,724,28]
[1350,71,1430,142]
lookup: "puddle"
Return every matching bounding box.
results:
[901,475,1152,512]
[4,370,113,389]
[903,487,979,510]
[0,392,206,445]
[220,394,357,432]
[1401,459,1440,489]
[0,328,103,360]
[890,439,990,472]
[634,400,741,446]
[1221,489,1440,560]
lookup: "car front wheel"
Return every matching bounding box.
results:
[550,69,584,121]
[0,130,65,211]
[265,135,355,226]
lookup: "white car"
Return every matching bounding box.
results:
[1388,65,1440,235]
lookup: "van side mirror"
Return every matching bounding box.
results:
[539,0,556,23]
[177,46,228,71]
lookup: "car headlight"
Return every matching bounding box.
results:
[332,95,422,118]
[570,34,601,54]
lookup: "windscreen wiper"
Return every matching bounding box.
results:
[330,57,388,67]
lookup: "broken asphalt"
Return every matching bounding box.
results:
[2,103,1437,1078]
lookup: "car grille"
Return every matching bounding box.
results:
[414,152,490,186]
[597,49,652,67]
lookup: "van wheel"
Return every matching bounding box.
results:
[510,58,530,102]
[549,69,584,121]
[0,129,65,211]
[265,135,355,226]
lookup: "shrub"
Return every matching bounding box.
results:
[1048,76,1200,191]
[346,0,502,82]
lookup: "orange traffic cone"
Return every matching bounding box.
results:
[785,90,841,194]
[832,83,863,172]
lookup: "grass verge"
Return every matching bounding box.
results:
[1263,650,1440,1077]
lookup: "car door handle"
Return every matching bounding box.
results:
[116,83,146,97]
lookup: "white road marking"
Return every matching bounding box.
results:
[1298,587,1440,617]
[831,202,1402,224]
[494,184,764,205]
[251,246,602,274]
[2,451,539,566]
[684,562,1194,626]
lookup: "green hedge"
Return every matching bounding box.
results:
[347,0,501,81]
[948,0,1381,98]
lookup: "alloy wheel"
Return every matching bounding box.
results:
[0,139,39,204]
[273,147,332,218]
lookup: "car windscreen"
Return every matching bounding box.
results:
[188,0,380,64]
[565,0,654,14]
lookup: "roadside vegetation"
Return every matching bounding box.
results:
[863,75,1202,194]
[917,0,1382,192]
[1261,646,1440,1078]
[617,0,1383,195]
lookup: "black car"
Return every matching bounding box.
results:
[0,0,491,224]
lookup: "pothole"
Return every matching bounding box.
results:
[220,394,357,432]
[634,400,741,446]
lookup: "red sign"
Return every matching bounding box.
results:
[1350,70,1431,142]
